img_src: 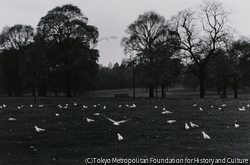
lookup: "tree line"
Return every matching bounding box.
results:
[121,0,250,98]
[0,4,99,102]
[0,1,250,100]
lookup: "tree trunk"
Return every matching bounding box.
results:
[222,83,227,98]
[161,84,165,98]
[149,83,154,98]
[233,79,238,98]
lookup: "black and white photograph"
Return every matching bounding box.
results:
[0,0,249,164]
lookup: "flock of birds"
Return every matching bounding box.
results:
[5,101,249,143]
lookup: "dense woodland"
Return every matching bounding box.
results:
[0,1,250,100]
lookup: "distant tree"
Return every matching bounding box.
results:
[122,11,179,98]
[170,0,232,98]
[37,4,99,97]
[0,24,34,96]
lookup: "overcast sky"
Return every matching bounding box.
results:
[0,0,250,66]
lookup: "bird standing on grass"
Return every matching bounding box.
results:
[117,133,123,141]
[34,126,45,132]
[201,131,210,139]
[234,124,240,128]
[185,123,190,129]
[86,118,95,122]
[167,120,176,124]
[190,122,199,128]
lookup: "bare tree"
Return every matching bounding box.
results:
[121,11,178,98]
[170,0,232,98]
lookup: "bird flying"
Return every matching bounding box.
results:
[162,110,172,114]
[105,116,130,125]
[234,124,240,128]
[239,106,246,111]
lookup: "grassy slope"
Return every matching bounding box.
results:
[0,96,249,164]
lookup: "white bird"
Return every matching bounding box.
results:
[118,105,122,107]
[193,104,197,107]
[129,104,136,108]
[8,118,16,121]
[73,102,77,106]
[3,104,6,108]
[167,120,176,124]
[221,104,226,107]
[117,133,123,141]
[30,104,33,108]
[86,118,95,122]
[34,126,45,132]
[55,113,59,116]
[234,124,240,128]
[185,123,190,129]
[103,106,106,109]
[93,105,97,107]
[199,107,203,111]
[155,106,158,108]
[83,105,88,109]
[105,116,130,125]
[218,107,222,110]
[201,131,210,139]
[247,104,249,108]
[38,105,43,108]
[239,106,246,111]
[190,122,199,128]
[162,110,172,114]
[94,113,100,116]
[211,105,214,108]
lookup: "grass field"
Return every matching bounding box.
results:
[0,92,250,164]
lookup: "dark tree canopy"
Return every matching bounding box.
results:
[36,4,99,97]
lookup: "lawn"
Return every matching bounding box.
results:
[0,96,249,164]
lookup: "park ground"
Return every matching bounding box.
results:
[0,88,250,164]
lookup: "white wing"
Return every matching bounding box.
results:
[117,119,129,124]
[106,117,116,123]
